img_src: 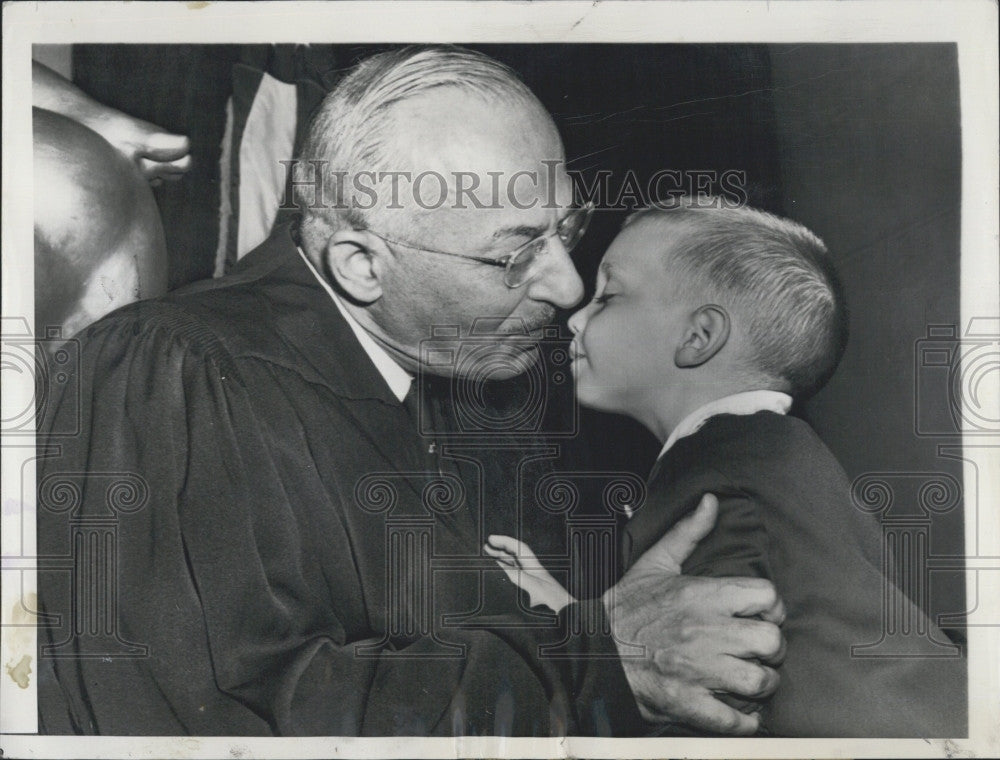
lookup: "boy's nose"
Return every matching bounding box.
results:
[567,303,590,335]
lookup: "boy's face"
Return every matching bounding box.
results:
[567,220,698,417]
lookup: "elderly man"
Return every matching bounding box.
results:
[38,45,783,737]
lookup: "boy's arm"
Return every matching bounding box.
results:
[678,490,773,580]
[673,469,965,737]
[667,488,776,726]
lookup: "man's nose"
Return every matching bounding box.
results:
[526,238,584,309]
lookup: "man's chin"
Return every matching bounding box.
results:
[431,339,542,382]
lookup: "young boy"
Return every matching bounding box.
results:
[486,199,966,737]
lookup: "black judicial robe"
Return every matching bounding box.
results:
[36,223,643,736]
[622,412,967,737]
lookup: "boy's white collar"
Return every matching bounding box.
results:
[656,390,793,461]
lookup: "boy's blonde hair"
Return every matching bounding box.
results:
[626,197,849,399]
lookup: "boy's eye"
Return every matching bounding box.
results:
[593,292,616,305]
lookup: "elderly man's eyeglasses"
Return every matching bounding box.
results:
[365,202,594,288]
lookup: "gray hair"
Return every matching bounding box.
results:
[295,45,539,250]
[626,198,849,399]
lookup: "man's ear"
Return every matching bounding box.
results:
[321,229,392,304]
[674,304,730,368]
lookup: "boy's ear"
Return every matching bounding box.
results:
[321,229,393,304]
[675,304,730,368]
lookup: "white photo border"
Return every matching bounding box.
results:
[2,1,998,758]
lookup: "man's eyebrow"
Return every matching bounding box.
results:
[600,259,613,277]
[492,223,548,241]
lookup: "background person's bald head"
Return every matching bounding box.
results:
[34,107,167,340]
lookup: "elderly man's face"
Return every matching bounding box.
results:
[365,87,585,378]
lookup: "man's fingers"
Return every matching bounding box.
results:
[724,658,779,699]
[667,574,785,624]
[713,576,785,623]
[713,617,784,662]
[483,545,522,587]
[656,650,779,699]
[764,631,787,667]
[653,689,760,736]
[634,493,719,573]
[757,591,786,626]
[642,616,783,664]
[709,657,779,700]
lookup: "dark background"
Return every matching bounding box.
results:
[61,43,965,630]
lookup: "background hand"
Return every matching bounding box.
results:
[33,60,191,184]
[84,109,192,184]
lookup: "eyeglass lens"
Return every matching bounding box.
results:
[505,238,549,286]
[504,206,591,287]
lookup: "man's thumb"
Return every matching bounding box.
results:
[635,493,719,573]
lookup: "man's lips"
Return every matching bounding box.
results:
[496,315,554,339]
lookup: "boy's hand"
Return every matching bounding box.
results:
[485,535,575,613]
[604,494,786,735]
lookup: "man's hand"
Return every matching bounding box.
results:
[604,494,786,735]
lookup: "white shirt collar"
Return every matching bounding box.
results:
[656,390,793,461]
[297,247,413,403]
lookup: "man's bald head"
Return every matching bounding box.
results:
[296,45,559,252]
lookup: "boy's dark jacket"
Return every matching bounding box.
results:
[622,411,966,737]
